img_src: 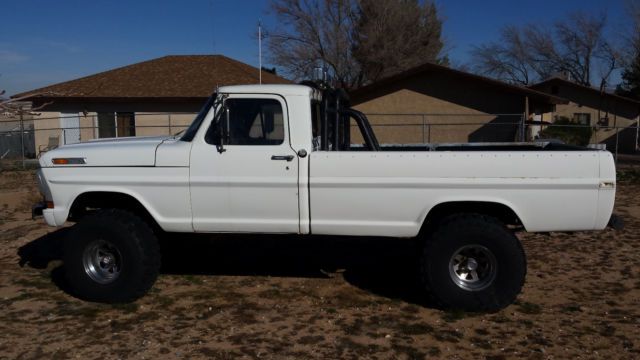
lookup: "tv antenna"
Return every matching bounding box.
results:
[259,19,262,84]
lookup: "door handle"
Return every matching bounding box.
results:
[271,155,295,161]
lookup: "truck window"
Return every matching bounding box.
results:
[205,98,284,146]
[311,101,322,150]
[181,92,217,142]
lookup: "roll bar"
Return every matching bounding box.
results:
[302,80,380,151]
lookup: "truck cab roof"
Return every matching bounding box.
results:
[217,84,316,97]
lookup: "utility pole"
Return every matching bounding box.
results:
[259,20,262,84]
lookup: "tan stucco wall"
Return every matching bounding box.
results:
[33,112,98,155]
[80,112,97,142]
[30,98,205,154]
[33,112,61,156]
[352,88,498,143]
[350,73,541,144]
[32,111,198,155]
[134,113,196,136]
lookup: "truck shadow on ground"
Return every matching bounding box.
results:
[18,228,430,306]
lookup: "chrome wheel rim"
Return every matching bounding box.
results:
[82,240,122,284]
[448,245,497,291]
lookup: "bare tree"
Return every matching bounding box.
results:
[265,0,360,89]
[352,0,444,84]
[545,11,616,87]
[1,92,53,117]
[470,25,532,85]
[265,0,445,90]
[471,11,618,87]
[620,0,640,64]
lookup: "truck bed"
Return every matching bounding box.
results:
[353,141,595,152]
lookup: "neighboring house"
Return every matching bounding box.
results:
[12,55,293,155]
[349,63,567,144]
[530,78,640,153]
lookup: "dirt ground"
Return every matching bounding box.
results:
[0,165,639,360]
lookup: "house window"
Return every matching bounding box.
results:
[97,112,136,138]
[573,113,591,125]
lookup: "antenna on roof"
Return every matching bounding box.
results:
[259,19,262,85]
[210,0,216,54]
[211,0,217,71]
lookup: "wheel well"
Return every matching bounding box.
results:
[69,192,160,231]
[420,201,522,235]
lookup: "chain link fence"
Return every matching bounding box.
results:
[1,112,638,168]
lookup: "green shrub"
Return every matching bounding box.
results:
[537,116,593,146]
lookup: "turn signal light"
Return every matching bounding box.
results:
[46,201,54,208]
[52,158,86,165]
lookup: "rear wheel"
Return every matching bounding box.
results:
[420,213,526,312]
[63,209,161,303]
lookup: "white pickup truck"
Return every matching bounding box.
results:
[33,84,616,312]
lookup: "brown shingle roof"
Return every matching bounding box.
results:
[13,55,293,99]
[349,62,568,105]
[530,77,640,106]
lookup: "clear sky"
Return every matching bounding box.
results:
[0,0,630,96]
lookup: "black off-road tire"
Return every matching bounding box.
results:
[420,213,526,312]
[63,209,161,303]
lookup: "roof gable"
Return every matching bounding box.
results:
[13,55,293,99]
[349,62,568,105]
[530,78,640,106]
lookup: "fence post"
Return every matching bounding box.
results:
[615,128,619,163]
[636,117,639,152]
[93,115,97,139]
[422,115,426,144]
[521,112,526,142]
[168,113,172,135]
[114,112,118,138]
[19,112,25,168]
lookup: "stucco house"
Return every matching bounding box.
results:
[530,77,640,153]
[13,55,293,155]
[349,63,567,144]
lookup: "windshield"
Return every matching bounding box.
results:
[180,93,217,142]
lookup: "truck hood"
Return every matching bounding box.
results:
[39,136,172,167]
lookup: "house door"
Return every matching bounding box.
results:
[60,113,81,144]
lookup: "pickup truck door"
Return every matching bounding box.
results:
[189,94,300,233]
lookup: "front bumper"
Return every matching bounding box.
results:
[32,201,60,226]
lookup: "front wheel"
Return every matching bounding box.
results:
[420,213,526,312]
[63,209,161,303]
